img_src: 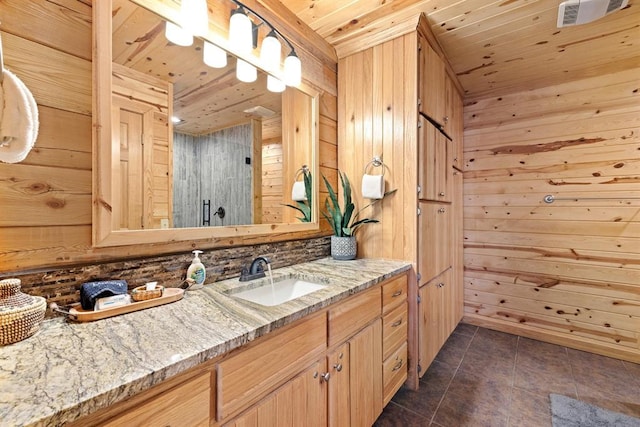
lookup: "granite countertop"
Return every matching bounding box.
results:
[0,257,411,427]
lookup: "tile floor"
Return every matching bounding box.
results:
[375,323,640,426]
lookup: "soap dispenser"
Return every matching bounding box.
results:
[186,250,206,290]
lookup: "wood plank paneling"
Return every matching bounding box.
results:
[0,1,337,272]
[463,69,640,363]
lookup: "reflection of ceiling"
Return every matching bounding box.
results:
[112,0,282,135]
[280,0,640,100]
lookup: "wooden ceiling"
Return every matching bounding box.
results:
[112,0,282,135]
[280,0,640,100]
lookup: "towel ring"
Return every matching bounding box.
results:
[364,156,385,176]
[295,165,309,181]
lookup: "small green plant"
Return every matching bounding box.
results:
[322,171,395,237]
[284,169,312,222]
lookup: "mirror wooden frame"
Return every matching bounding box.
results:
[93,0,320,247]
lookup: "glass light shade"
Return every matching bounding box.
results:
[260,31,281,73]
[284,52,302,87]
[165,21,193,46]
[182,0,209,37]
[236,59,257,83]
[267,75,286,93]
[203,41,227,68]
[229,8,253,54]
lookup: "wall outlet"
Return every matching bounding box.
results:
[160,218,169,229]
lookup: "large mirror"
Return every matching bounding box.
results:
[93,0,319,247]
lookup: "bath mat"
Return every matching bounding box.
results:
[550,394,640,427]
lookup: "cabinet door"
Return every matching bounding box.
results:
[349,318,383,427]
[227,360,327,427]
[446,75,464,170]
[418,201,452,284]
[418,35,446,128]
[418,117,451,203]
[328,320,383,427]
[328,343,350,427]
[418,269,454,378]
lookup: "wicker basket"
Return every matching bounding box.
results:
[0,278,47,345]
[131,285,164,302]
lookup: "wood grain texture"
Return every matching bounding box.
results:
[0,1,337,273]
[280,0,640,99]
[463,69,640,363]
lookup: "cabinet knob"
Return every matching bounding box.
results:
[334,363,343,372]
[320,372,331,382]
[438,208,446,213]
[439,191,445,197]
[392,319,403,327]
[443,116,449,123]
[437,282,445,288]
[392,290,402,297]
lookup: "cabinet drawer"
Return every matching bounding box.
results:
[382,302,408,360]
[382,274,407,314]
[103,372,212,427]
[217,313,327,421]
[328,286,381,346]
[383,342,408,406]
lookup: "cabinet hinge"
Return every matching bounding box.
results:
[417,364,422,373]
[417,294,421,304]
[417,207,421,216]
[417,118,423,129]
[417,185,421,194]
[417,273,422,282]
[417,98,422,107]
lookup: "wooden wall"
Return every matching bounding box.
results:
[463,68,640,363]
[261,116,283,224]
[337,34,418,263]
[0,0,337,274]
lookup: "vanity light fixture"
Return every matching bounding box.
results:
[164,0,208,46]
[267,75,286,93]
[228,0,302,88]
[203,41,227,68]
[165,21,193,47]
[236,58,257,83]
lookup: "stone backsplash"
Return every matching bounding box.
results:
[2,237,330,315]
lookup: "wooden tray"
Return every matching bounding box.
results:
[57,288,184,322]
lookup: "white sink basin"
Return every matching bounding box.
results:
[231,278,326,307]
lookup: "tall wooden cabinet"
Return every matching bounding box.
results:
[337,13,464,387]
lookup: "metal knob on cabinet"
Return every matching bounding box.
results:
[392,358,404,371]
[438,208,446,213]
[437,282,445,288]
[439,191,445,197]
[320,372,331,382]
[443,116,449,123]
[392,319,403,327]
[334,363,343,372]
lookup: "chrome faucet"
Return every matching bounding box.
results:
[239,256,270,281]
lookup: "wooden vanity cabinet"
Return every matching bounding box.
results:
[381,275,408,405]
[418,268,455,376]
[69,361,216,427]
[418,39,446,131]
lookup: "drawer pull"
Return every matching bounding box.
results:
[392,290,402,297]
[334,363,343,372]
[438,207,446,213]
[321,372,331,382]
[392,319,403,327]
[392,359,404,371]
[439,192,445,197]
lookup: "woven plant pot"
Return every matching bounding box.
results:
[331,236,357,260]
[0,279,46,345]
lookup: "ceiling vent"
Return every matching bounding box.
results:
[557,0,628,27]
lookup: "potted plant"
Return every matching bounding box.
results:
[284,169,312,222]
[322,171,395,260]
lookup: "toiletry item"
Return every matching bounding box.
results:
[187,250,206,290]
[94,294,131,311]
[291,180,307,201]
[80,280,128,310]
[145,281,158,291]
